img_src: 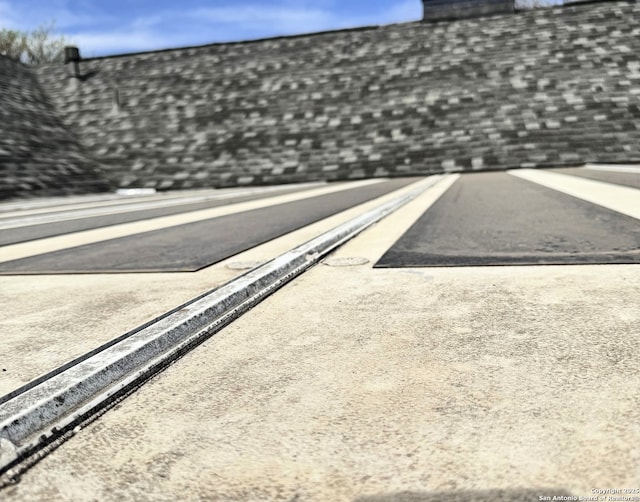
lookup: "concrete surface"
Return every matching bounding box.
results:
[0,178,433,397]
[3,173,639,501]
[0,176,435,470]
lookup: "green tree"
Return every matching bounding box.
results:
[0,23,70,64]
[0,28,25,61]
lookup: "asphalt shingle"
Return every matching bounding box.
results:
[1,0,639,197]
[0,57,112,199]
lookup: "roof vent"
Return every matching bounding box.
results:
[64,46,81,78]
[64,46,80,64]
[422,0,514,22]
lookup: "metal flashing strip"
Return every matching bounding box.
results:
[0,175,441,476]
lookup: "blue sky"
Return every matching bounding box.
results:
[0,0,422,57]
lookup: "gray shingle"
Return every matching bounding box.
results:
[0,57,112,199]
[2,1,640,198]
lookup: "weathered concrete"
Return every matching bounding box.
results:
[0,177,434,473]
[0,178,433,398]
[3,174,639,501]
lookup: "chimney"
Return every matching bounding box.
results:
[64,46,81,78]
[422,0,514,22]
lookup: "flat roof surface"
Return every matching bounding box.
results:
[1,166,639,500]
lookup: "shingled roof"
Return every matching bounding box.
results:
[0,56,112,199]
[2,0,640,198]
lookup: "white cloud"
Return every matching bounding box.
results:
[189,5,336,34]
[48,0,424,56]
[382,0,423,24]
[187,1,421,39]
[70,30,172,56]
[50,9,112,30]
[0,1,20,29]
[0,0,111,32]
